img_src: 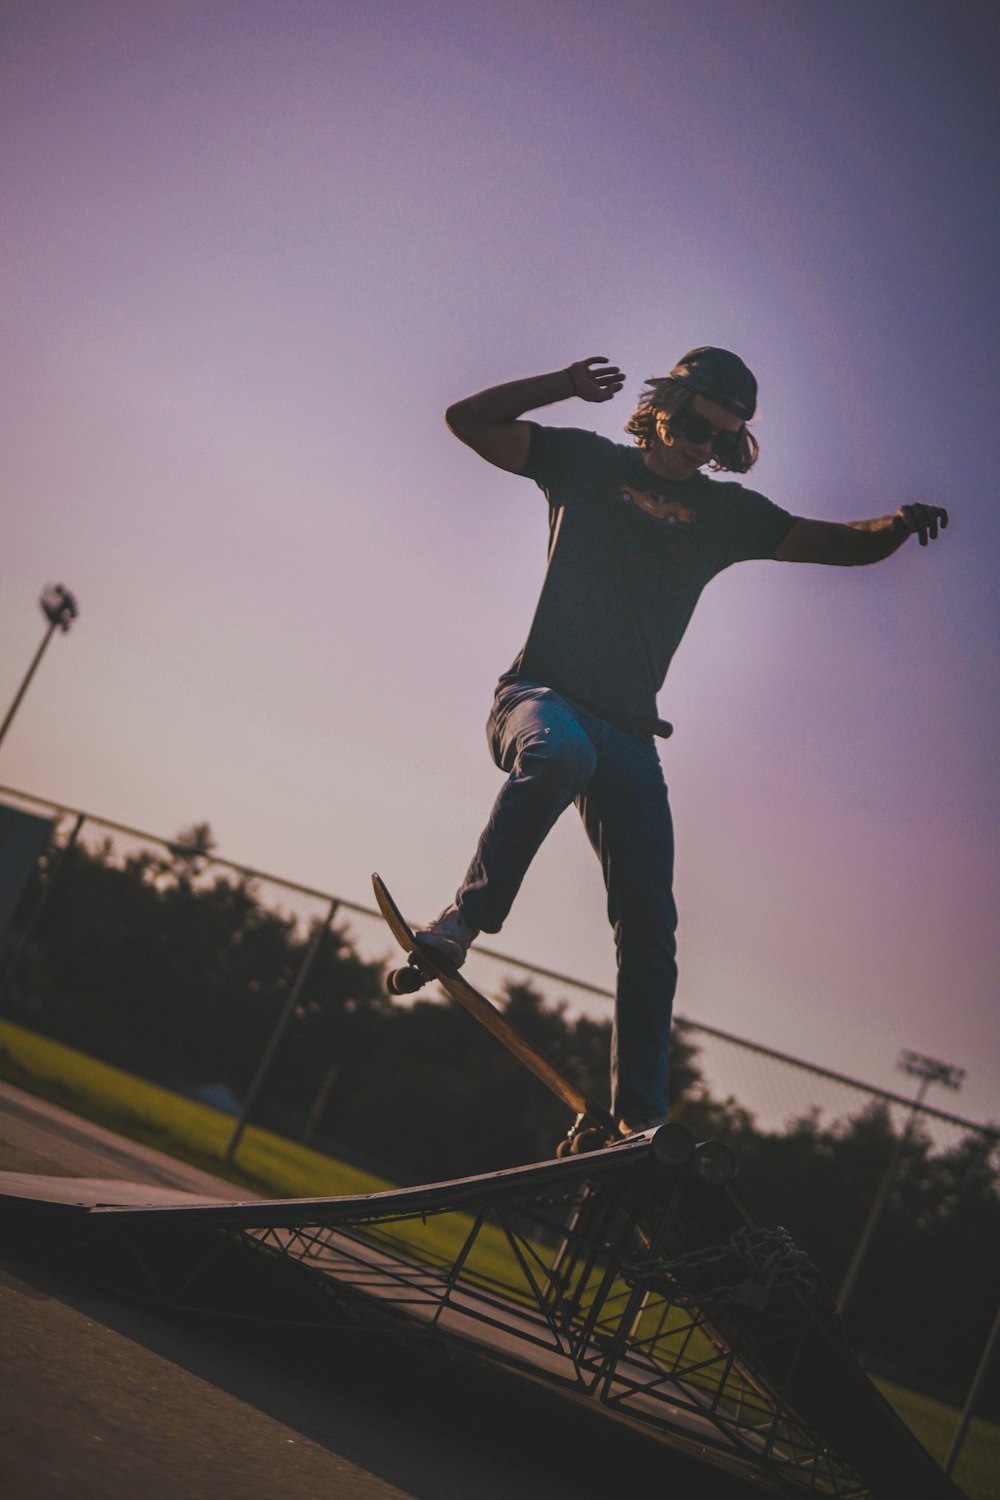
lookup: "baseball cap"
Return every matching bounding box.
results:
[668,347,758,420]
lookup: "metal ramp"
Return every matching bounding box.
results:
[0,1126,965,1500]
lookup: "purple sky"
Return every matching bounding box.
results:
[2,1,998,1125]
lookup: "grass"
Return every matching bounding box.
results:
[0,1018,529,1284]
[0,1017,390,1198]
[2,1018,996,1497]
[873,1377,998,1500]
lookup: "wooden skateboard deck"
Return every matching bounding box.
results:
[372,874,620,1147]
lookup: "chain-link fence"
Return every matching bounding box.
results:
[0,786,996,1485]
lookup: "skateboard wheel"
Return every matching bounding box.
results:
[570,1126,607,1155]
[386,964,426,996]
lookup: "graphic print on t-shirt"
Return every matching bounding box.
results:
[617,483,696,527]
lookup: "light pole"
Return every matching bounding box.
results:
[837,1050,965,1317]
[0,585,79,754]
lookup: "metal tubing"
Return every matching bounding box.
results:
[226,897,339,1165]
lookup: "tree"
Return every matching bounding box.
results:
[5,825,996,1409]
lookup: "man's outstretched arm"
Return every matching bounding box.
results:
[445,357,624,474]
[775,505,950,565]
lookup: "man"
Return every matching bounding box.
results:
[415,348,948,1136]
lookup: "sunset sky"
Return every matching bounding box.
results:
[2,1,998,1126]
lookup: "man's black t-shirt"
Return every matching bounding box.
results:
[502,423,797,734]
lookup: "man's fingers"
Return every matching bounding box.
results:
[573,357,625,402]
[902,503,949,545]
[582,357,623,377]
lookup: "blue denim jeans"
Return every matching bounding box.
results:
[455,681,678,1125]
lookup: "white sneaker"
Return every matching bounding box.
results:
[617,1114,669,1137]
[414,903,478,968]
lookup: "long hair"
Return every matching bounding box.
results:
[625,376,759,474]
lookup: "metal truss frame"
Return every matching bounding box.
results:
[57,1143,868,1497]
[3,1134,964,1498]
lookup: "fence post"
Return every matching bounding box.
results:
[225,897,339,1166]
[945,1292,1000,1475]
[302,1063,339,1146]
[0,811,85,1016]
[837,1052,964,1318]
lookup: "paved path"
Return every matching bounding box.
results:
[0,1081,768,1499]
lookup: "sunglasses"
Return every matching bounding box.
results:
[667,404,743,460]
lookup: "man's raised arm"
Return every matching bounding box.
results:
[445,357,625,474]
[775,505,950,565]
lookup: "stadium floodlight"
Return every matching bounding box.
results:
[0,584,80,754]
[898,1050,965,1092]
[40,584,79,633]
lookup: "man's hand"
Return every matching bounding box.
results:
[894,503,949,547]
[566,357,625,403]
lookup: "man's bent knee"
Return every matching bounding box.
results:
[516,729,596,794]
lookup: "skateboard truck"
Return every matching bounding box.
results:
[557,1112,608,1157]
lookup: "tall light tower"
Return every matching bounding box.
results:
[0,585,79,754]
[837,1050,965,1316]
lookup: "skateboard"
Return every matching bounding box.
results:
[372,874,622,1154]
